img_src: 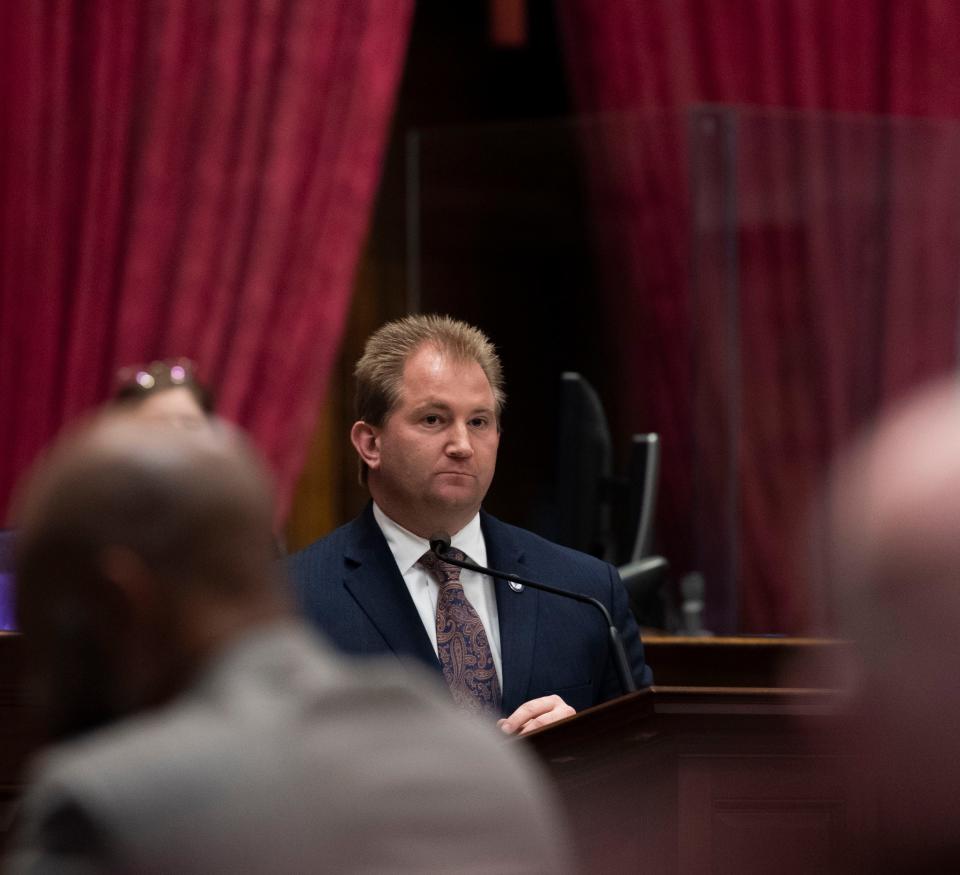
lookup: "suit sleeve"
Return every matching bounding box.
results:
[599,562,654,702]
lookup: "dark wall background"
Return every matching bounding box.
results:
[289,0,621,546]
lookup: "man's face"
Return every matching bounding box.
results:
[361,344,500,536]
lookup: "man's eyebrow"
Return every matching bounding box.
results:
[412,400,495,415]
[412,399,454,413]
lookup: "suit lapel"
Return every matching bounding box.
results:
[342,505,441,674]
[483,512,539,712]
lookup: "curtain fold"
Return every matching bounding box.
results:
[561,0,960,631]
[0,0,413,523]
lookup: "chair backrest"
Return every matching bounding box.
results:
[618,432,661,564]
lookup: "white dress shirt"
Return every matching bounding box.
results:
[371,503,503,685]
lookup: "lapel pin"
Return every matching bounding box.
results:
[508,581,524,593]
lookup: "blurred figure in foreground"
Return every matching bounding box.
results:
[111,358,212,427]
[821,379,960,874]
[5,413,569,874]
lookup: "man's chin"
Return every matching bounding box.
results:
[427,484,484,514]
[431,489,480,508]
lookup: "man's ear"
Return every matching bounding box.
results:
[99,546,159,621]
[350,421,382,471]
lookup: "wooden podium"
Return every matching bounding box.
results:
[523,686,868,874]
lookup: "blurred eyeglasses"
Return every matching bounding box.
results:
[114,358,198,393]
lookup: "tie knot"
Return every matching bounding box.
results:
[419,548,467,585]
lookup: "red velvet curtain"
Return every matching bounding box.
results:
[0,0,412,523]
[561,0,960,631]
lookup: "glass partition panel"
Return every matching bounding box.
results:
[408,108,960,634]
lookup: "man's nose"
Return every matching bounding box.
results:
[445,422,474,457]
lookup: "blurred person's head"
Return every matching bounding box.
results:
[350,315,505,537]
[821,379,960,871]
[112,358,213,428]
[12,411,286,740]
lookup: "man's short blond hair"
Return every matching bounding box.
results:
[354,314,506,483]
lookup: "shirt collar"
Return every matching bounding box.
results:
[372,503,486,574]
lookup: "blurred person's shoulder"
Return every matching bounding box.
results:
[13,619,571,873]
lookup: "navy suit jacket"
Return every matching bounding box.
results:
[288,503,653,715]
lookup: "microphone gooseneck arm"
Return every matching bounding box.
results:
[429,534,637,696]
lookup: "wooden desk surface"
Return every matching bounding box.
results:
[642,634,851,688]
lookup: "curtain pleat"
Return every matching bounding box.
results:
[0,0,414,523]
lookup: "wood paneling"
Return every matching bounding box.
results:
[526,687,867,874]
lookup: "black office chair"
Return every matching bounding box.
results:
[619,554,671,628]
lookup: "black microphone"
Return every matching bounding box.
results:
[429,533,638,696]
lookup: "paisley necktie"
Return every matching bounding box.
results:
[419,548,502,716]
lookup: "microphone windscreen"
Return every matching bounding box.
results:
[429,532,452,556]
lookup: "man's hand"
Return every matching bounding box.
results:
[497,695,576,736]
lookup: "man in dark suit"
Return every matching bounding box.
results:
[290,315,651,735]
